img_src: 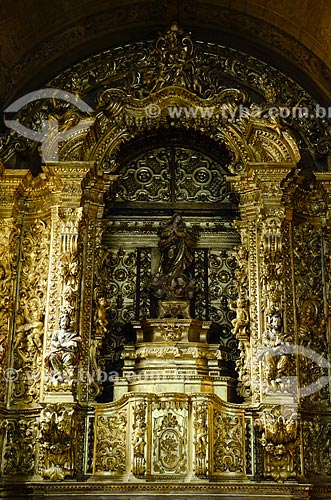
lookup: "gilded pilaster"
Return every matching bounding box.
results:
[40,162,92,400]
[0,168,31,406]
[299,174,331,481]
[229,163,301,482]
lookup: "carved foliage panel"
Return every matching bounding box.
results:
[94,410,127,475]
[1,416,38,476]
[38,404,80,481]
[293,222,329,406]
[302,417,331,477]
[0,219,20,402]
[212,409,245,475]
[11,219,50,405]
[152,402,188,475]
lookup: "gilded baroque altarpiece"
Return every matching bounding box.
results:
[0,24,331,499]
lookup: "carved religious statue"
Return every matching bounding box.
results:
[158,213,198,276]
[262,312,291,391]
[150,214,198,311]
[45,313,81,383]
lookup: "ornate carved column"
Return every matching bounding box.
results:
[32,161,93,481]
[0,167,46,480]
[40,162,93,401]
[0,166,31,406]
[300,173,331,480]
[36,162,116,480]
[229,163,301,482]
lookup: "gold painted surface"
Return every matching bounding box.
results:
[0,23,330,500]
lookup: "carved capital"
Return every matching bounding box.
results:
[43,161,94,206]
[228,163,298,219]
[315,172,331,216]
[0,168,32,217]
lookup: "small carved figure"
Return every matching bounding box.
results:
[132,403,146,475]
[262,312,291,391]
[132,423,145,458]
[45,313,81,381]
[229,297,249,339]
[94,296,109,337]
[14,298,44,356]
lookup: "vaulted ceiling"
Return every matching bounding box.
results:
[0,0,330,108]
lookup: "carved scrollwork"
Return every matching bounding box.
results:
[94,412,127,474]
[303,417,331,477]
[0,219,20,401]
[152,407,187,475]
[213,411,245,474]
[235,340,252,400]
[58,207,85,319]
[293,222,329,407]
[260,215,285,315]
[3,417,37,476]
